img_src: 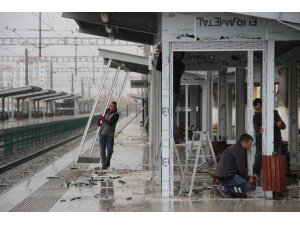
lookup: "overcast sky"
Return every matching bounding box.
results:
[0,12,142,97]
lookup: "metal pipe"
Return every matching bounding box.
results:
[117,71,130,105]
[89,66,121,157]
[115,106,147,137]
[76,59,112,161]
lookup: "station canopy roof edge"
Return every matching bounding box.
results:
[44,94,75,102]
[30,92,67,101]
[98,48,149,74]
[62,12,158,45]
[13,89,56,100]
[0,86,42,98]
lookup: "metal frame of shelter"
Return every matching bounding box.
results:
[161,40,266,197]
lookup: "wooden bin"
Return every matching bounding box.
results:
[262,155,287,192]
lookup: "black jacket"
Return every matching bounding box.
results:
[253,110,286,152]
[215,142,248,181]
[156,52,185,95]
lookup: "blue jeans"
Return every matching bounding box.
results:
[173,93,180,139]
[221,174,251,194]
[99,134,114,166]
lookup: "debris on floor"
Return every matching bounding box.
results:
[118,180,126,185]
[70,165,79,170]
[46,176,60,179]
[70,197,82,201]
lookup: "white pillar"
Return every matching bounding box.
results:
[262,40,275,199]
[161,14,171,197]
[247,51,255,175]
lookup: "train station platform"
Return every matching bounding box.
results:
[1,115,300,212]
[0,113,91,130]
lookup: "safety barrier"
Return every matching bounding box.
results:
[1,115,99,156]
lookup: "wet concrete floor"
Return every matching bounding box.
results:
[1,115,300,212]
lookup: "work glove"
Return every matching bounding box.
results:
[99,115,106,121]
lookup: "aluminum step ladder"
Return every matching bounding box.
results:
[179,131,217,197]
[76,60,129,163]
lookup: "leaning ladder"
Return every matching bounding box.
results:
[76,61,129,163]
[179,131,217,197]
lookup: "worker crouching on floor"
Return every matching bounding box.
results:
[97,101,119,170]
[215,134,256,197]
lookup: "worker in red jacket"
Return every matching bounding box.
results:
[97,101,119,170]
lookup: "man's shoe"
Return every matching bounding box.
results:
[215,186,230,198]
[102,165,107,170]
[230,193,247,198]
[107,161,110,168]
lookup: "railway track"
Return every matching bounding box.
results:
[0,127,97,194]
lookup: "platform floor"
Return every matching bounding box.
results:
[1,116,300,212]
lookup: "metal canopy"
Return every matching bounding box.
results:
[62,12,157,45]
[0,86,42,98]
[60,96,81,101]
[98,48,149,74]
[44,94,74,102]
[30,92,66,101]
[13,89,56,100]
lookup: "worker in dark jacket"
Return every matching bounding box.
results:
[156,47,185,143]
[252,98,286,180]
[216,134,254,196]
[97,101,119,170]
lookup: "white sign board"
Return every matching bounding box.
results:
[195,13,266,40]
[195,12,300,41]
